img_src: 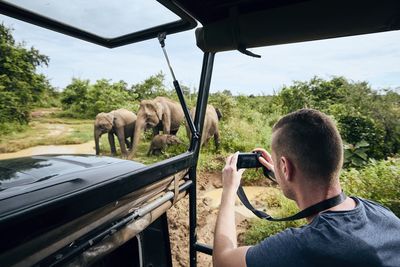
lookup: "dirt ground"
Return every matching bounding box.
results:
[167,171,252,267]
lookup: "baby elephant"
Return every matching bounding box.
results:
[147,134,183,156]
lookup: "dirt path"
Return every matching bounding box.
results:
[0,141,95,160]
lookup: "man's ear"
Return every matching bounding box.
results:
[280,156,294,182]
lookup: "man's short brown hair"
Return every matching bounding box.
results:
[272,109,343,183]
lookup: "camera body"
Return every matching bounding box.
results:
[236,152,263,169]
[236,152,276,182]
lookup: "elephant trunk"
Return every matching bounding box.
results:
[131,118,145,155]
[94,127,101,155]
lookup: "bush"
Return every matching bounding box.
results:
[0,122,28,138]
[219,117,272,153]
[0,24,53,124]
[209,92,237,120]
[243,189,306,245]
[341,157,400,216]
[275,76,400,160]
[338,114,385,159]
[60,78,138,118]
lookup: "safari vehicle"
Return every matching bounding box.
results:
[0,0,399,266]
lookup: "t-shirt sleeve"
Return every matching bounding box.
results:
[246,228,304,267]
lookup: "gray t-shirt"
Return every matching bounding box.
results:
[246,197,400,267]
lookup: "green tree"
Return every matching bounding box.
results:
[60,78,90,114]
[131,72,168,100]
[0,23,53,124]
[60,78,138,118]
[276,76,400,160]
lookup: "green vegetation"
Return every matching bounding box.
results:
[0,24,57,129]
[341,157,400,215]
[243,189,306,245]
[276,77,400,161]
[0,109,93,153]
[60,78,138,119]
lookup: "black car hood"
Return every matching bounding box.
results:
[0,155,145,212]
[0,155,143,192]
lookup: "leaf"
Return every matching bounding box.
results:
[357,140,369,148]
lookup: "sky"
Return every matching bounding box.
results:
[1,1,400,95]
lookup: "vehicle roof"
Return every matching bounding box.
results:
[1,0,399,50]
[191,0,400,52]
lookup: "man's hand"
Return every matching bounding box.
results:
[222,152,245,192]
[213,152,249,267]
[253,147,275,172]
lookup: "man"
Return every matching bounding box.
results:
[213,108,400,267]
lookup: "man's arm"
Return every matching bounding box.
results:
[213,152,250,267]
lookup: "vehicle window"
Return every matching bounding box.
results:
[3,0,181,38]
[0,14,200,165]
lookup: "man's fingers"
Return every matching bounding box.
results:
[226,154,233,165]
[231,152,240,166]
[264,151,272,162]
[253,147,273,162]
[259,157,274,171]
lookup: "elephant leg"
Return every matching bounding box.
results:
[214,130,220,151]
[108,132,117,156]
[147,145,153,156]
[129,132,134,151]
[116,127,128,157]
[125,139,132,150]
[152,127,159,138]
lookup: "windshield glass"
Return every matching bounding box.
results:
[4,0,181,38]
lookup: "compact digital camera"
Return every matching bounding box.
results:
[236,152,276,182]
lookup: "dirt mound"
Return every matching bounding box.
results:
[168,171,220,267]
[167,170,263,266]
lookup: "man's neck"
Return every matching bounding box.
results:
[293,182,355,222]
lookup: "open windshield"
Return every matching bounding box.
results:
[3,0,181,38]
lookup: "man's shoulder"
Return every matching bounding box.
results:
[246,198,400,267]
[353,196,400,220]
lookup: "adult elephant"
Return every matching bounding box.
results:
[130,97,184,157]
[187,104,221,150]
[94,108,137,157]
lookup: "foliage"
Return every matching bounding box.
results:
[276,76,400,160]
[209,91,237,120]
[131,72,170,100]
[60,78,138,118]
[341,157,400,216]
[337,114,385,159]
[0,23,54,124]
[243,189,306,245]
[343,140,369,168]
[0,122,28,139]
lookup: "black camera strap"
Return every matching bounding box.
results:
[237,187,347,221]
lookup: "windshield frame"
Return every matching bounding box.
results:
[0,0,197,48]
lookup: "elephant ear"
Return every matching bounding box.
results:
[155,102,164,121]
[105,113,114,126]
